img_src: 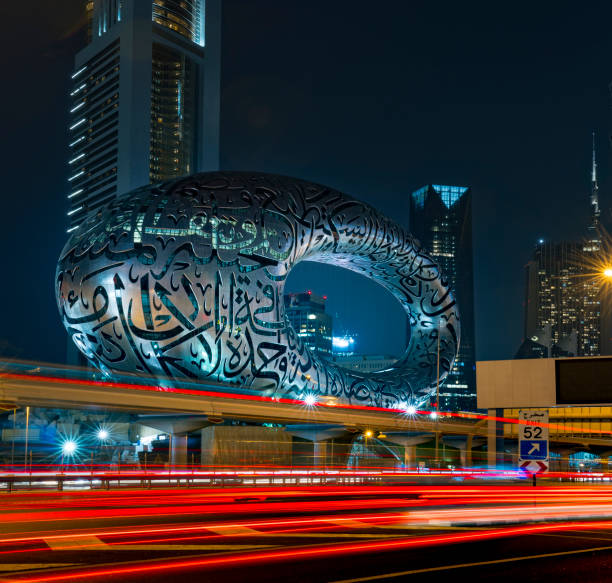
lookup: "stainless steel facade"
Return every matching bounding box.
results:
[56,172,460,408]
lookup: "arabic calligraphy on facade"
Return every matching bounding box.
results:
[56,172,460,408]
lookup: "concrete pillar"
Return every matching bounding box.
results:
[466,434,473,467]
[170,434,188,467]
[313,441,327,468]
[403,445,416,468]
[200,426,292,467]
[487,408,504,468]
[441,435,484,469]
[284,425,348,467]
[487,409,496,468]
[382,433,433,469]
[552,448,573,472]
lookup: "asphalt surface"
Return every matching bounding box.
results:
[2,484,612,582]
[112,528,612,583]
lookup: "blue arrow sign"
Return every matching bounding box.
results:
[520,440,548,460]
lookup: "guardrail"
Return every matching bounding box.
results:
[0,466,537,492]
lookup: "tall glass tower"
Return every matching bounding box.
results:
[409,185,476,412]
[284,292,333,359]
[66,0,220,232]
[521,135,606,358]
[522,240,599,357]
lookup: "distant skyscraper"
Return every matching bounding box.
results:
[409,185,476,411]
[66,0,220,232]
[284,292,333,358]
[521,135,606,358]
[587,131,601,247]
[523,240,586,356]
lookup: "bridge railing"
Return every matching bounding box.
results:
[0,464,551,492]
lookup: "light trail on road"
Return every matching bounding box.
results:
[4,484,612,581]
[8,520,612,583]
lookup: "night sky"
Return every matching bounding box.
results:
[1,1,612,364]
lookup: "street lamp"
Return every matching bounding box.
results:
[434,320,442,468]
[62,440,77,456]
[604,268,612,278]
[97,428,109,441]
[303,393,318,407]
[363,429,373,468]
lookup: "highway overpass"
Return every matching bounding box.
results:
[2,360,612,469]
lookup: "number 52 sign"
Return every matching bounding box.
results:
[519,410,549,472]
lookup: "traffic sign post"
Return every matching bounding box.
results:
[518,409,549,475]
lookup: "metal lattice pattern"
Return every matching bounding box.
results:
[56,172,460,408]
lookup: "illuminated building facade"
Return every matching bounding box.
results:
[522,136,606,358]
[66,0,220,232]
[284,292,333,358]
[409,184,476,411]
[523,241,599,356]
[57,171,460,408]
[331,334,356,355]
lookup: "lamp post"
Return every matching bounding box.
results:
[363,430,373,469]
[11,407,16,467]
[23,406,30,472]
[96,428,109,472]
[434,322,441,468]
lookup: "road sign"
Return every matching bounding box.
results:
[520,460,549,473]
[518,410,549,473]
[519,439,548,460]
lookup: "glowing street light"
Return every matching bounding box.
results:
[303,393,318,407]
[398,401,417,416]
[61,440,78,456]
[604,268,612,278]
[364,429,373,438]
[97,428,109,441]
[430,411,438,420]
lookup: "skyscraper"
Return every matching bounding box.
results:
[586,132,601,249]
[66,0,220,232]
[522,240,585,356]
[521,135,606,358]
[284,292,333,358]
[409,185,476,411]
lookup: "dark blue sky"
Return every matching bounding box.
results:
[1,1,611,363]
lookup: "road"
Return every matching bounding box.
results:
[2,483,612,581]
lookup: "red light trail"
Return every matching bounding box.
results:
[2,484,612,580]
[8,519,612,583]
